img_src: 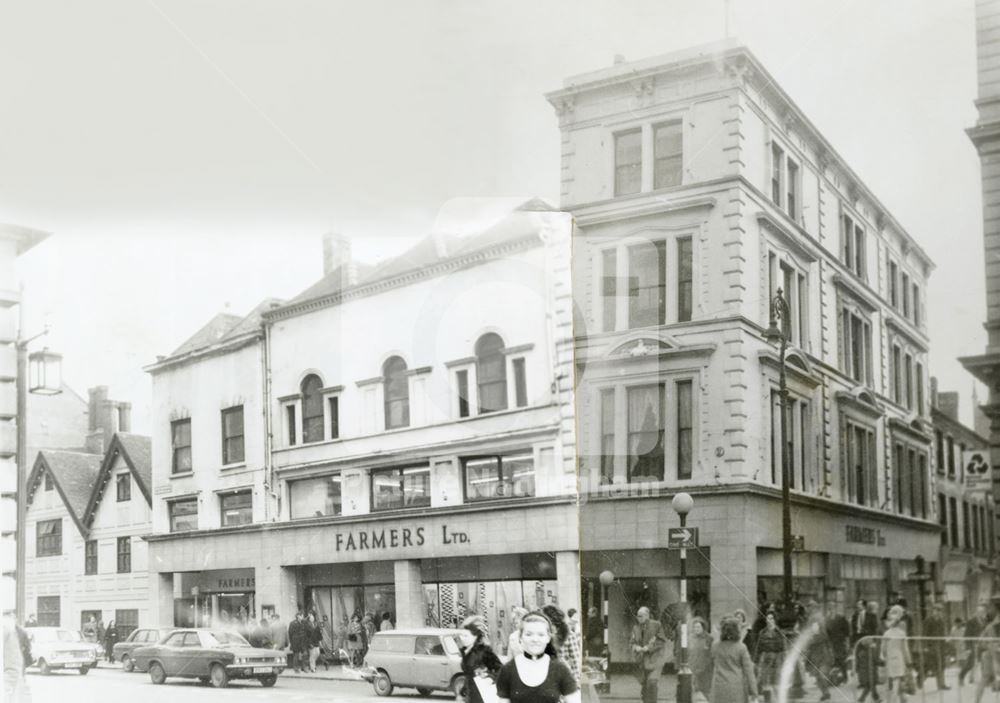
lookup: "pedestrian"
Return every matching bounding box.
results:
[567,609,581,635]
[380,612,394,632]
[802,616,833,701]
[629,606,667,703]
[104,619,119,664]
[347,613,364,667]
[508,607,528,659]
[855,634,881,703]
[825,603,850,677]
[253,617,272,649]
[753,611,783,703]
[688,616,713,701]
[881,604,912,703]
[974,601,1000,703]
[288,611,309,673]
[961,604,987,685]
[850,599,868,648]
[584,606,602,657]
[542,605,582,684]
[307,612,321,672]
[459,615,503,703]
[270,613,288,652]
[709,616,757,703]
[496,611,580,703]
[949,617,965,667]
[921,603,949,691]
[82,615,98,643]
[3,612,32,703]
[96,617,106,646]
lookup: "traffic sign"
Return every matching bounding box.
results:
[668,527,699,549]
[791,535,805,552]
[963,450,991,492]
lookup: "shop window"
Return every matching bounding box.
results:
[221,405,245,465]
[84,539,97,575]
[475,334,507,414]
[372,466,431,511]
[627,240,667,329]
[116,609,138,640]
[171,419,192,474]
[463,453,535,502]
[116,472,131,502]
[117,536,131,573]
[168,498,198,533]
[601,249,617,332]
[653,121,682,189]
[383,356,410,429]
[37,596,60,626]
[36,518,61,556]
[301,374,324,444]
[289,474,342,519]
[627,383,665,482]
[512,358,528,408]
[614,129,642,196]
[220,490,252,527]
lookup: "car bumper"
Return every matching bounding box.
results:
[225,665,285,678]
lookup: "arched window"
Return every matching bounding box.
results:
[476,333,507,414]
[301,374,324,443]
[383,356,410,429]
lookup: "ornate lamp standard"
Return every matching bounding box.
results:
[672,492,694,703]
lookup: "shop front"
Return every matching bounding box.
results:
[172,568,256,629]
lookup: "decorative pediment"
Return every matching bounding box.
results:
[835,386,884,420]
[885,317,928,353]
[832,274,879,314]
[758,349,821,390]
[611,337,676,358]
[888,415,933,444]
[757,212,818,263]
[596,331,715,364]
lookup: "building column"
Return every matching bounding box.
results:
[394,560,424,629]
[556,551,581,615]
[149,572,173,626]
[256,565,299,620]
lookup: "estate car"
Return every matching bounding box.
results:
[363,628,467,697]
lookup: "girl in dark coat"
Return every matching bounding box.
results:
[458,615,503,703]
[104,620,119,664]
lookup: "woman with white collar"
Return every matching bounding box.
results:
[497,611,580,703]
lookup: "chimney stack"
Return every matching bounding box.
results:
[937,391,960,422]
[930,376,939,409]
[85,385,127,453]
[322,233,357,288]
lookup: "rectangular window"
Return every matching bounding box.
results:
[627,240,667,329]
[947,436,956,477]
[798,273,808,349]
[171,419,192,474]
[916,363,924,415]
[286,405,297,446]
[907,448,919,518]
[463,453,535,502]
[653,122,682,189]
[891,345,901,403]
[220,490,252,527]
[771,143,785,206]
[950,496,960,547]
[512,358,528,408]
[36,518,61,556]
[289,474,342,519]
[677,238,693,322]
[601,249,618,332]
[328,396,340,440]
[964,501,972,549]
[842,213,866,279]
[787,160,799,220]
[939,493,948,545]
[888,260,899,308]
[168,498,198,533]
[221,406,245,465]
[846,420,876,507]
[117,536,131,573]
[116,610,139,640]
[600,389,616,486]
[902,272,911,318]
[627,384,665,482]
[904,354,913,410]
[84,540,98,575]
[456,370,470,418]
[372,466,431,511]
[893,443,904,514]
[37,596,60,627]
[974,506,982,552]
[44,472,53,491]
[614,130,642,196]
[116,472,131,502]
[912,284,921,326]
[843,310,871,385]
[677,380,693,480]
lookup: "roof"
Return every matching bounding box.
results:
[80,433,153,527]
[169,313,243,357]
[27,450,103,537]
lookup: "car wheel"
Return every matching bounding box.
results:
[259,674,278,687]
[79,666,91,675]
[451,675,467,699]
[417,688,433,696]
[373,670,394,696]
[121,655,134,672]
[148,661,166,685]
[209,663,229,689]
[38,658,52,676]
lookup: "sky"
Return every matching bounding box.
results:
[0,0,985,433]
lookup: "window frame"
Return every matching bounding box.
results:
[844,418,877,508]
[221,405,245,466]
[652,120,683,190]
[841,306,873,386]
[841,210,866,280]
[475,334,508,414]
[219,489,253,527]
[36,518,62,557]
[37,596,60,626]
[116,472,131,502]
[84,539,98,575]
[288,473,343,519]
[168,497,198,533]
[382,356,410,430]
[462,452,536,503]
[370,465,432,511]
[301,374,325,444]
[170,419,192,475]
[116,535,131,573]
[614,128,643,197]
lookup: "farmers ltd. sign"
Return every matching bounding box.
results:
[333,524,470,552]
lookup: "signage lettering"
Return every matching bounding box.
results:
[216,577,255,590]
[845,525,886,546]
[334,526,427,552]
[442,526,470,544]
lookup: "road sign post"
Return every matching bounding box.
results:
[668,527,699,549]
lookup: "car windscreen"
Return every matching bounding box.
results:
[203,631,251,647]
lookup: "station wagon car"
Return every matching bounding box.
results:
[112,627,175,671]
[25,627,98,675]
[131,628,286,688]
[363,628,466,697]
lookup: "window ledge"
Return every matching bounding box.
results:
[220,463,247,472]
[169,471,194,480]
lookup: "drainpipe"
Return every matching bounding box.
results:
[261,321,276,521]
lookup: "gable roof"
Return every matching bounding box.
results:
[82,433,152,527]
[27,450,102,537]
[169,313,243,357]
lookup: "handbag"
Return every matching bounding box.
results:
[902,668,917,695]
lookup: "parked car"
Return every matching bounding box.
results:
[25,627,98,675]
[113,627,176,671]
[362,628,466,697]
[131,628,286,688]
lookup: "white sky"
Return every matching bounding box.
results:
[1,0,985,433]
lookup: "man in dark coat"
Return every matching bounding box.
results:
[825,603,850,675]
[920,604,949,691]
[629,607,667,703]
[287,612,309,673]
[849,599,868,646]
[960,604,988,685]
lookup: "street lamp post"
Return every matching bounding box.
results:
[672,492,694,703]
[599,570,615,693]
[764,289,795,627]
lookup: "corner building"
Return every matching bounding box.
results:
[549,42,939,663]
[146,203,579,649]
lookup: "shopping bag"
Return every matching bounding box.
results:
[902,668,917,695]
[473,675,500,703]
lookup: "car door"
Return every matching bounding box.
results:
[412,635,451,689]
[155,632,186,674]
[178,632,204,676]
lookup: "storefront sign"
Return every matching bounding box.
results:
[963,450,992,491]
[331,524,475,551]
[845,525,886,546]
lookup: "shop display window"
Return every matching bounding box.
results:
[289,474,343,519]
[462,452,535,502]
[371,466,430,511]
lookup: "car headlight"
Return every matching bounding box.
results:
[235,657,245,664]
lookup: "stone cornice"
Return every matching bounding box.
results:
[144,330,261,376]
[885,317,929,353]
[887,416,933,445]
[568,193,717,227]
[403,366,433,377]
[757,349,822,390]
[755,212,819,263]
[355,376,383,388]
[832,274,880,314]
[834,390,885,422]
